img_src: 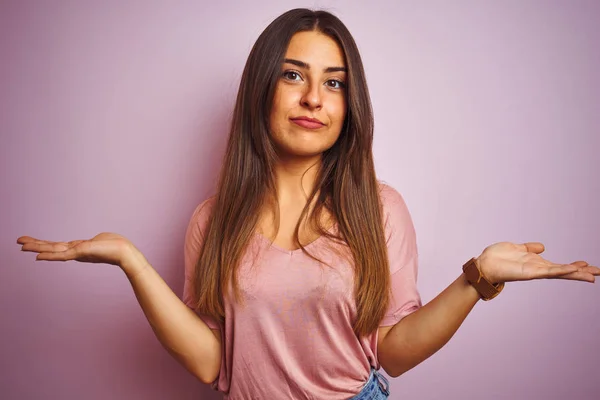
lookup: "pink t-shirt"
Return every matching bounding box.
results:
[183,182,421,399]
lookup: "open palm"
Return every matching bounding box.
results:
[17,233,136,267]
[477,242,599,284]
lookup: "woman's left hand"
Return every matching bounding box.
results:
[476,242,599,284]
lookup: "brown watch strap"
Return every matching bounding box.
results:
[462,257,505,301]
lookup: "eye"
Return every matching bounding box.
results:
[326,79,346,90]
[282,70,302,81]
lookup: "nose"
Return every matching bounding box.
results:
[300,82,322,110]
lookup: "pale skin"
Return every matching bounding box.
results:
[17,31,600,385]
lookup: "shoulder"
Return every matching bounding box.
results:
[377,180,410,214]
[376,180,415,235]
[188,196,217,233]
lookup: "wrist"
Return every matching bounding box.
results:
[475,256,499,285]
[463,257,505,301]
[120,245,151,280]
[460,272,482,301]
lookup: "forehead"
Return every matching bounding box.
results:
[284,31,346,67]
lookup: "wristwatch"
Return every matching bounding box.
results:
[462,257,504,301]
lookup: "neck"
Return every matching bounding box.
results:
[272,154,322,206]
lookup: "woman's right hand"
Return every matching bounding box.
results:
[17,233,149,278]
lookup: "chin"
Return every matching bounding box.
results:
[278,144,328,159]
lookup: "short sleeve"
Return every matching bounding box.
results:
[182,198,220,330]
[378,183,422,327]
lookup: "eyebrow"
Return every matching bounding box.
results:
[283,58,347,73]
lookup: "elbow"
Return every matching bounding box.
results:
[192,367,218,386]
[381,364,403,379]
[388,366,410,378]
[380,358,412,378]
[379,361,395,378]
[198,373,217,386]
[183,337,222,385]
[191,362,220,385]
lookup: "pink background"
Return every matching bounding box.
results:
[1,1,598,399]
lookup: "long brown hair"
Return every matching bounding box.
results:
[191,8,390,338]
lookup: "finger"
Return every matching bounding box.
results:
[36,248,79,262]
[570,261,589,268]
[550,270,596,283]
[527,263,579,280]
[520,242,545,254]
[18,236,64,246]
[565,262,599,276]
[22,242,70,253]
[17,236,41,244]
[580,265,600,276]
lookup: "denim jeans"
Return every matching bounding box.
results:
[349,367,390,399]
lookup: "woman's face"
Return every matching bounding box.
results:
[269,30,347,160]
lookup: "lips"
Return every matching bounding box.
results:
[290,116,325,130]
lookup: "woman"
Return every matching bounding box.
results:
[16,8,598,400]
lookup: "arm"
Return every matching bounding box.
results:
[378,241,598,378]
[17,231,222,384]
[124,252,221,384]
[378,271,479,378]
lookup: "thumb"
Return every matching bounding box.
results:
[521,242,545,254]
